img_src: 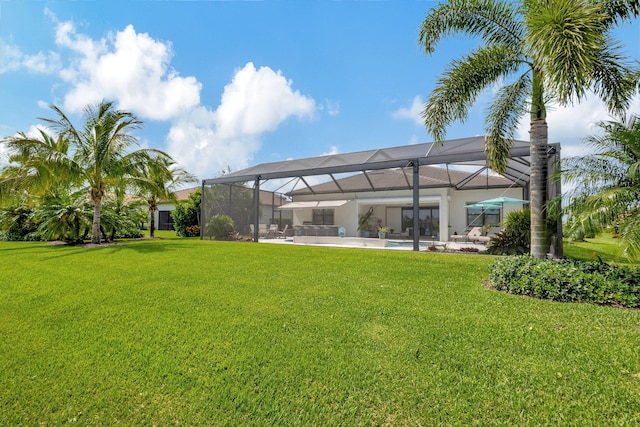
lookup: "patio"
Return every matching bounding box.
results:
[259,234,489,252]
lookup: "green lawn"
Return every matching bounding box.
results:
[563,234,631,264]
[1,238,639,425]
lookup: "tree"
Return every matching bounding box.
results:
[33,191,92,243]
[564,115,640,260]
[0,130,78,205]
[171,188,202,237]
[1,101,176,244]
[419,0,639,258]
[134,156,196,238]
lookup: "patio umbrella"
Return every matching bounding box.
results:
[474,196,529,224]
[464,202,502,209]
[464,202,502,228]
[477,196,529,205]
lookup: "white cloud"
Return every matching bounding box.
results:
[214,63,315,138]
[515,94,640,158]
[324,99,341,117]
[392,96,423,126]
[24,124,53,139]
[0,39,60,74]
[321,145,339,156]
[55,21,201,120]
[168,62,316,178]
[47,12,317,180]
[0,139,11,168]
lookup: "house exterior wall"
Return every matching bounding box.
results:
[447,187,525,236]
[290,185,526,240]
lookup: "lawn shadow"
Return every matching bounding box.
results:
[28,238,193,260]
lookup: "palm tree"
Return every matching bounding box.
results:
[564,115,640,260]
[0,130,78,205]
[2,101,177,244]
[34,191,93,243]
[133,155,197,238]
[419,0,639,258]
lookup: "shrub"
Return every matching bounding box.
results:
[459,246,480,253]
[0,205,41,241]
[172,190,201,237]
[488,256,640,308]
[487,208,530,255]
[185,225,200,237]
[206,215,235,240]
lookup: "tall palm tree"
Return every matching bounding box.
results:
[419,0,638,258]
[133,155,197,238]
[564,115,640,260]
[2,101,177,244]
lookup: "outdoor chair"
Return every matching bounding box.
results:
[249,224,268,238]
[276,224,288,238]
[267,224,278,238]
[451,226,484,243]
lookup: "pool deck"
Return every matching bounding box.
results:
[259,235,489,252]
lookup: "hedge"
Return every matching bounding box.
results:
[488,256,640,308]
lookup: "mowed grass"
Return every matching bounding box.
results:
[563,234,631,264]
[1,238,639,425]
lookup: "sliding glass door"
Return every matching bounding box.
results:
[401,207,439,238]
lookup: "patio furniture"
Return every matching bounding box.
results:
[276,224,288,238]
[250,224,268,238]
[267,224,278,238]
[451,226,484,243]
[387,229,410,239]
[469,227,501,245]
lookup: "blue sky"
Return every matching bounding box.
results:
[1,1,640,184]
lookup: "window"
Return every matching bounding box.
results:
[466,204,500,228]
[312,209,334,225]
[158,210,174,230]
[401,207,439,238]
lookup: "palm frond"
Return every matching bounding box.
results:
[525,0,608,105]
[419,0,522,54]
[600,0,640,26]
[565,186,637,237]
[589,37,637,116]
[617,207,640,261]
[485,73,531,173]
[423,43,522,141]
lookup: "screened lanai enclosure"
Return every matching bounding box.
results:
[201,136,561,252]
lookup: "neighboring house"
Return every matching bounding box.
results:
[154,186,291,231]
[155,187,200,231]
[280,166,526,240]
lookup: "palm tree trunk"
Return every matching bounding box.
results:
[92,197,102,244]
[149,206,156,238]
[530,118,548,259]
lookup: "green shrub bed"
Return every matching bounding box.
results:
[489,256,640,308]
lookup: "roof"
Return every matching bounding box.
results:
[288,165,516,196]
[203,136,548,190]
[173,187,200,201]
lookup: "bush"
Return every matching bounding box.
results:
[489,256,640,308]
[0,205,41,241]
[172,190,201,237]
[206,215,235,240]
[487,208,530,255]
[185,225,200,237]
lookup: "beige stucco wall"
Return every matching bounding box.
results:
[291,185,527,240]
